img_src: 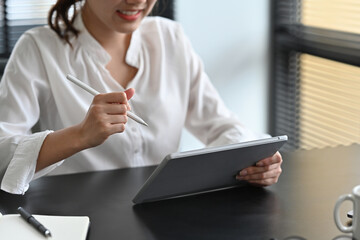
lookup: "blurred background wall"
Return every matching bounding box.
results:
[176,0,270,151]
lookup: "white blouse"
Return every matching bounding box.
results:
[0,14,259,194]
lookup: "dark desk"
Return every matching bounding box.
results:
[1,145,360,240]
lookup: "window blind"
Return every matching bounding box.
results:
[0,0,55,58]
[300,54,360,149]
[271,0,360,150]
[302,0,360,35]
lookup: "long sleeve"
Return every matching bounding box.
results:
[0,33,61,194]
[0,15,268,195]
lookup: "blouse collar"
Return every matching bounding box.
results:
[72,12,141,68]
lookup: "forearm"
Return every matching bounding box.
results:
[36,91,133,172]
[36,125,86,172]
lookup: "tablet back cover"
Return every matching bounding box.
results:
[133,136,287,204]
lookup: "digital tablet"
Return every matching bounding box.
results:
[133,135,288,204]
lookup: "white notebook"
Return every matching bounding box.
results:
[0,212,90,240]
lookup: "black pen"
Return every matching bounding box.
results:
[17,207,52,238]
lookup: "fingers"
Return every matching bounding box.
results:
[88,102,128,117]
[95,92,126,104]
[236,152,283,187]
[108,123,126,133]
[107,114,128,124]
[247,178,280,187]
[237,164,282,181]
[239,162,278,176]
[255,151,282,167]
[124,88,135,100]
[88,92,130,130]
[92,92,131,113]
[124,88,135,110]
[103,104,128,115]
[79,90,135,148]
[238,152,282,176]
[96,89,134,103]
[94,91,134,111]
[236,170,282,187]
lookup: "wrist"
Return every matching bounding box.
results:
[71,124,90,151]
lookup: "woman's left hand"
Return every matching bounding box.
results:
[236,151,283,186]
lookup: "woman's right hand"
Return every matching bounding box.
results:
[76,88,135,149]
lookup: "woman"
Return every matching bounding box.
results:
[0,0,282,194]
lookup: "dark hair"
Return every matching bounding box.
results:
[151,0,174,20]
[48,0,82,46]
[48,0,169,46]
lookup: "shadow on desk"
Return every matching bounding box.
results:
[133,186,281,240]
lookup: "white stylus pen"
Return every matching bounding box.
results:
[66,74,148,127]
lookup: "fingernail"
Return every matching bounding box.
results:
[235,175,243,181]
[257,162,264,167]
[240,170,247,176]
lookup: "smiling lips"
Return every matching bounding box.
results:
[116,10,142,21]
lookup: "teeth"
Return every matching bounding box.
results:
[119,10,139,16]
